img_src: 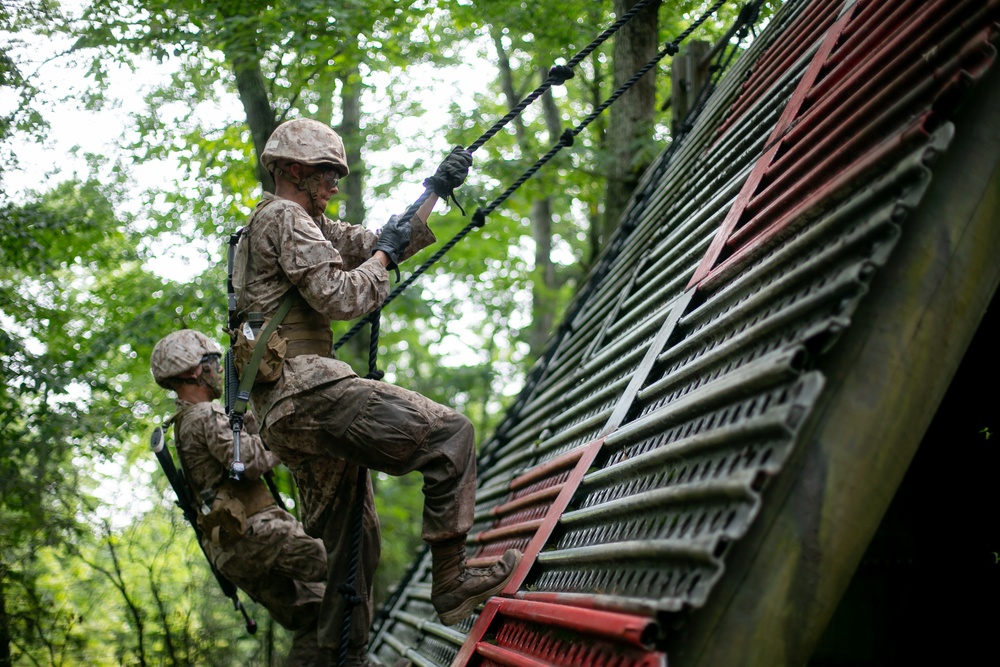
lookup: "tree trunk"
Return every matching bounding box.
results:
[217,5,278,193]
[530,66,564,356]
[338,65,367,227]
[229,54,278,194]
[0,564,10,667]
[492,31,562,359]
[602,0,660,245]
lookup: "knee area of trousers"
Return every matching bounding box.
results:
[446,411,474,442]
[447,413,475,461]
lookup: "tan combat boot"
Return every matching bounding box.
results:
[430,538,523,626]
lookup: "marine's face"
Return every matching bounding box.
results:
[200,354,223,398]
[310,168,341,213]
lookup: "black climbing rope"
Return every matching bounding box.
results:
[336,466,369,667]
[381,0,662,233]
[343,0,662,378]
[485,0,767,456]
[337,0,731,380]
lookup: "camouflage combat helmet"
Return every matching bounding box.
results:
[260,118,349,177]
[150,330,222,388]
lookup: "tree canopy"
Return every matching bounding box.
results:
[0,0,772,662]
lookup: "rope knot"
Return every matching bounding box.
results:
[739,2,760,24]
[365,369,385,381]
[665,42,680,56]
[560,128,575,147]
[337,583,363,607]
[472,208,487,228]
[548,64,574,85]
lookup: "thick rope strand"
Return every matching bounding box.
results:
[335,0,735,354]
[467,0,659,153]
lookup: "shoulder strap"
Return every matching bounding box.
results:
[230,197,283,322]
[231,293,295,418]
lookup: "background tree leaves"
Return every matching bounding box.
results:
[0,0,771,662]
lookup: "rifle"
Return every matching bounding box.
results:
[226,229,248,482]
[150,424,257,634]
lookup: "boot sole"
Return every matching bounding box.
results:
[437,551,523,626]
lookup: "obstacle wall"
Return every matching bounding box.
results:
[370,0,1000,664]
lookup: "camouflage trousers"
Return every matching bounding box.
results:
[262,378,478,653]
[207,505,327,665]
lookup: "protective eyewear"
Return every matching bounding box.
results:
[320,171,340,189]
[200,353,222,368]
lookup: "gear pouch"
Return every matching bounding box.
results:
[200,496,247,548]
[232,319,287,383]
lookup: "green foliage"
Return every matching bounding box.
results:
[0,0,779,662]
[0,0,62,181]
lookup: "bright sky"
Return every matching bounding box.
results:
[1,11,495,280]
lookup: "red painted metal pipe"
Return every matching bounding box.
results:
[490,485,564,518]
[763,0,990,190]
[821,0,922,84]
[700,113,932,293]
[690,1,859,287]
[731,36,995,250]
[490,598,659,649]
[473,519,545,545]
[509,447,584,493]
[474,643,555,667]
[748,0,956,214]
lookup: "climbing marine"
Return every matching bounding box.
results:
[151,329,328,666]
[230,118,522,665]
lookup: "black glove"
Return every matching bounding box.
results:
[424,146,473,199]
[373,214,412,268]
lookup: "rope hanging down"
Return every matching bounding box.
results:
[336,0,729,377]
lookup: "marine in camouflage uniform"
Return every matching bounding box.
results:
[151,330,327,666]
[232,118,521,663]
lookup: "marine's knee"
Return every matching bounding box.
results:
[442,410,474,447]
[442,410,475,465]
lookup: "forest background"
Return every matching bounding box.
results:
[0,0,767,664]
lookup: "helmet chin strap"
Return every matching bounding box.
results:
[303,174,324,216]
[274,165,325,216]
[198,362,223,399]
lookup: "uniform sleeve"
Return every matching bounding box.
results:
[317,214,438,267]
[399,214,437,262]
[276,207,391,321]
[316,217,379,271]
[200,403,279,481]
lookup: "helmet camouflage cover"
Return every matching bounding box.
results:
[260,118,349,177]
[150,330,222,388]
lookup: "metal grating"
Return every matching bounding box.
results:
[527,371,823,612]
[469,447,586,563]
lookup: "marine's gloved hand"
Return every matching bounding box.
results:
[373,214,412,268]
[424,146,473,200]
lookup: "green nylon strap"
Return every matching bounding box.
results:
[232,294,295,417]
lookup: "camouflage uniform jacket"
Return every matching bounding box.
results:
[232,192,436,423]
[232,192,436,532]
[173,398,279,502]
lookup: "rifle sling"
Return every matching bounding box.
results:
[232,293,294,417]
